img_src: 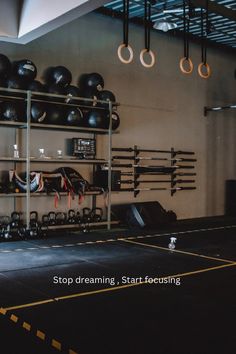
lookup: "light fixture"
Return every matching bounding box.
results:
[153,19,178,32]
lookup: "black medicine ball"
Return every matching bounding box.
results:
[65,85,81,104]
[86,110,106,129]
[6,75,25,90]
[103,111,120,130]
[80,88,97,107]
[97,90,116,107]
[30,102,47,123]
[28,80,46,93]
[0,77,6,88]
[2,101,21,121]
[46,105,64,125]
[111,111,120,130]
[65,107,84,126]
[48,66,72,87]
[46,84,66,102]
[13,59,37,82]
[80,73,104,92]
[0,54,11,79]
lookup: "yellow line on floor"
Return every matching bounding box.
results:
[122,239,235,264]
[36,329,46,341]
[0,308,78,354]
[3,299,54,311]
[52,339,62,351]
[3,262,236,312]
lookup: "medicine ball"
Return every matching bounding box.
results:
[2,101,21,121]
[103,111,120,130]
[65,107,84,126]
[46,105,64,125]
[28,80,46,93]
[6,75,25,90]
[0,54,11,78]
[30,102,47,123]
[86,109,106,129]
[80,88,97,107]
[13,59,37,82]
[48,66,72,87]
[65,85,81,104]
[111,111,120,130]
[0,77,6,89]
[79,73,104,92]
[97,90,116,107]
[47,84,66,102]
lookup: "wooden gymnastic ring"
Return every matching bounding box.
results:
[179,57,193,74]
[117,43,134,64]
[140,49,155,68]
[198,62,211,79]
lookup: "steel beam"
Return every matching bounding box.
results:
[191,0,236,22]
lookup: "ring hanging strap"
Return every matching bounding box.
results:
[180,0,193,74]
[144,0,151,52]
[199,0,210,78]
[140,0,155,68]
[123,0,129,47]
[118,0,133,64]
[183,0,189,60]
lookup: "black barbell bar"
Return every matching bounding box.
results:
[120,179,195,184]
[112,164,195,170]
[112,155,196,162]
[120,186,196,192]
[121,171,197,176]
[112,147,195,155]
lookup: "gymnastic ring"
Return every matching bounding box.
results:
[140,48,155,68]
[179,57,193,74]
[117,43,134,64]
[198,62,211,79]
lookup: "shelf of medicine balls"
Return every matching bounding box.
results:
[0,88,120,132]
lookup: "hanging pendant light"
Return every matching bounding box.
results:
[153,19,177,32]
[153,0,177,32]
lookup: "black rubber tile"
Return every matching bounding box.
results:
[10,267,236,354]
[0,238,224,309]
[0,314,62,354]
[128,227,236,262]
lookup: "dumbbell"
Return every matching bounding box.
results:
[55,212,67,225]
[90,208,103,223]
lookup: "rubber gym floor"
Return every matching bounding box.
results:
[0,216,235,354]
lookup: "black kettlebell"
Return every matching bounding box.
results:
[48,211,56,226]
[55,212,67,225]
[0,216,12,240]
[67,209,76,224]
[90,208,103,222]
[39,214,49,238]
[82,208,92,224]
[76,211,81,224]
[29,211,39,238]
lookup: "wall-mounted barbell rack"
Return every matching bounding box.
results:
[111,145,197,197]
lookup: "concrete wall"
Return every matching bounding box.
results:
[0,11,236,219]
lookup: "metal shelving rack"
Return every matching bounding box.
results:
[0,87,119,231]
